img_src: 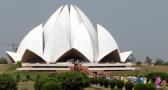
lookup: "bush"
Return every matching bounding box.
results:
[0,74,17,90]
[146,84,156,90]
[16,75,20,79]
[103,79,109,88]
[134,83,156,90]
[134,83,147,90]
[41,81,62,90]
[110,80,116,89]
[98,78,104,87]
[35,77,60,90]
[60,72,90,90]
[125,81,134,90]
[116,80,124,89]
[145,72,168,80]
[91,78,98,85]
[35,72,90,90]
[26,75,30,80]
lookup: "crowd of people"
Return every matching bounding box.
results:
[89,73,167,89]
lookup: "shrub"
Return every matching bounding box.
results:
[16,75,20,79]
[41,81,62,90]
[0,74,17,90]
[94,78,99,85]
[134,83,156,90]
[26,75,30,80]
[103,79,109,88]
[116,80,124,89]
[146,84,156,90]
[112,89,120,90]
[91,78,98,85]
[134,83,147,90]
[35,77,60,90]
[125,81,134,90]
[145,72,168,80]
[110,80,116,89]
[60,72,90,90]
[98,78,104,87]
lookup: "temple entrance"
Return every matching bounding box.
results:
[99,49,121,63]
[22,49,46,63]
[56,48,90,63]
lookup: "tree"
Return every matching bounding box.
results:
[145,56,152,66]
[127,54,136,62]
[0,57,8,64]
[155,58,164,65]
[136,61,141,66]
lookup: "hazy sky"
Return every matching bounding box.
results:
[0,0,168,61]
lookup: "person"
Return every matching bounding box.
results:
[155,77,161,88]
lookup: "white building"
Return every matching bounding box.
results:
[6,5,136,72]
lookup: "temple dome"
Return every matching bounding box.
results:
[6,5,132,63]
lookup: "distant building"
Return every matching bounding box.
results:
[6,5,136,72]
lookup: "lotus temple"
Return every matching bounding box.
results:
[6,5,136,72]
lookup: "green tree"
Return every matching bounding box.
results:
[136,61,141,66]
[155,58,164,65]
[0,57,8,64]
[145,56,152,66]
[127,54,136,62]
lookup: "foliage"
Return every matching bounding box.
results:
[136,61,141,66]
[0,57,8,64]
[90,78,98,85]
[134,83,156,90]
[7,61,21,71]
[0,74,17,90]
[41,81,62,90]
[103,79,109,88]
[162,61,168,65]
[116,80,124,89]
[35,77,61,90]
[60,72,90,90]
[145,72,168,80]
[16,75,20,80]
[109,80,116,89]
[98,77,104,87]
[134,83,147,90]
[155,59,164,65]
[126,54,136,62]
[145,56,152,65]
[125,81,134,90]
[26,75,30,80]
[146,84,156,90]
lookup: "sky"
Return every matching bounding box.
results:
[0,0,168,61]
